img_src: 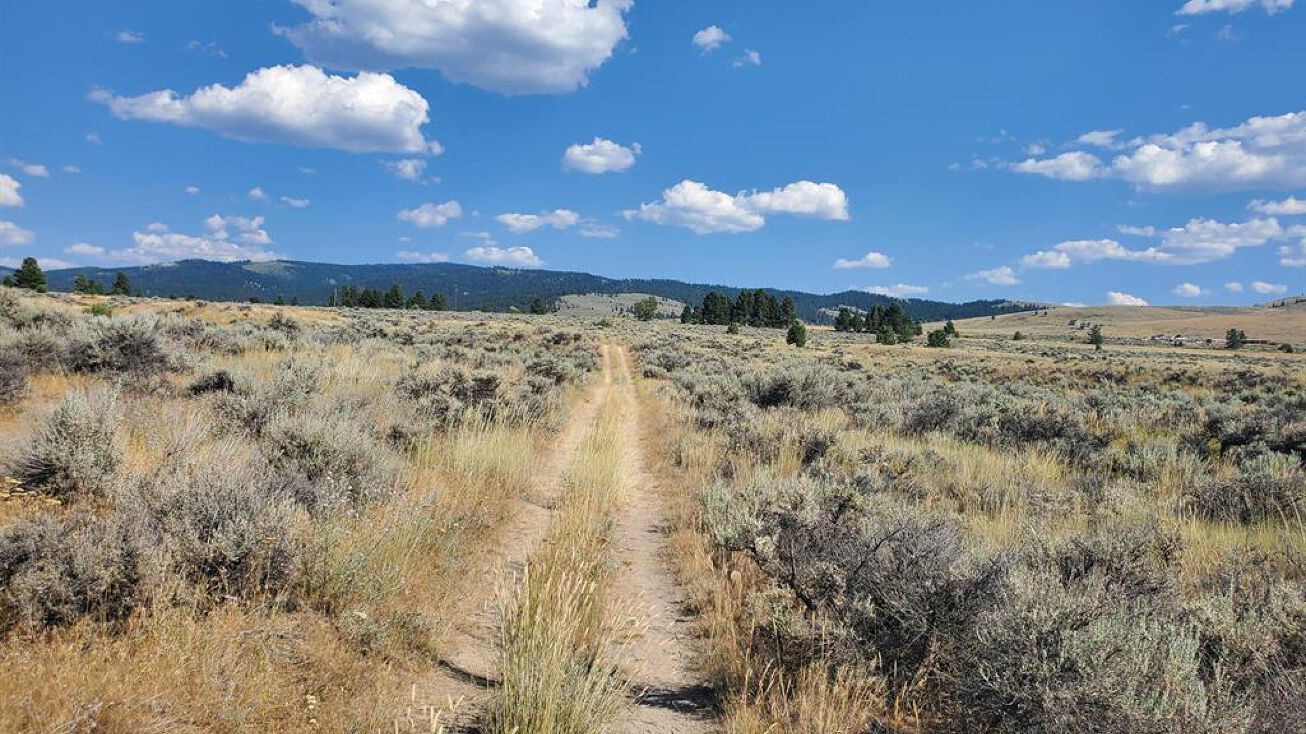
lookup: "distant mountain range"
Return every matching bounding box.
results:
[3,259,1041,323]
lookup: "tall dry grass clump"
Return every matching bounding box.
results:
[485,397,629,734]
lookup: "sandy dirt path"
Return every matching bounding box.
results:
[406,345,617,728]
[606,345,716,733]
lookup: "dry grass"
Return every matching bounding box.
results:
[486,393,631,734]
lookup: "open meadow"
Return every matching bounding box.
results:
[1,286,1302,733]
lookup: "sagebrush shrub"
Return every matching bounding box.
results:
[63,318,177,375]
[13,390,122,499]
[140,463,299,599]
[0,512,154,634]
[0,350,28,405]
[262,412,395,510]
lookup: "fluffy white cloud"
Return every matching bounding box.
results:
[744,181,850,220]
[395,250,450,263]
[65,243,105,256]
[1010,151,1105,181]
[1107,291,1149,306]
[185,185,201,195]
[279,0,633,95]
[87,216,280,264]
[1151,217,1290,263]
[0,174,23,207]
[0,220,35,246]
[1017,112,1306,191]
[496,209,580,233]
[1176,0,1294,15]
[833,251,892,269]
[1172,282,1206,297]
[281,196,311,208]
[114,30,145,44]
[563,137,640,174]
[733,49,763,68]
[1251,280,1288,294]
[386,158,428,181]
[7,159,50,178]
[1281,242,1306,266]
[1225,281,1245,292]
[464,245,542,267]
[1021,218,1295,270]
[93,65,440,154]
[966,265,1020,285]
[863,284,929,298]
[398,201,463,227]
[693,26,731,52]
[63,166,81,174]
[249,187,267,201]
[1249,196,1306,215]
[630,179,850,234]
[1020,249,1073,269]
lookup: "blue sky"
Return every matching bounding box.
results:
[2,0,1305,306]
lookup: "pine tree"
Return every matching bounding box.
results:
[113,272,131,295]
[530,297,548,315]
[13,257,46,292]
[632,296,658,321]
[680,305,694,324]
[73,274,106,294]
[1088,325,1104,351]
[786,321,808,347]
[384,284,405,309]
[408,291,429,310]
[429,293,448,311]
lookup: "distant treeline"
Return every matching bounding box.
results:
[833,304,922,344]
[679,289,799,328]
[330,284,447,310]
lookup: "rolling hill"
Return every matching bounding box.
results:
[18,259,1039,323]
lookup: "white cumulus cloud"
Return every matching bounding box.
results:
[1177,0,1294,15]
[863,284,929,298]
[249,187,267,201]
[1010,151,1105,181]
[279,0,633,95]
[1249,196,1306,215]
[692,26,731,53]
[398,201,463,228]
[833,251,892,269]
[1172,282,1206,297]
[496,209,580,233]
[0,220,35,246]
[114,30,145,44]
[89,216,281,264]
[93,65,441,154]
[386,158,429,182]
[1107,291,1150,306]
[1015,111,1306,191]
[281,196,311,209]
[966,265,1020,285]
[464,245,542,267]
[1251,280,1288,294]
[65,243,105,256]
[630,179,849,234]
[185,185,201,195]
[1225,281,1245,292]
[563,137,640,174]
[733,49,763,68]
[0,174,23,207]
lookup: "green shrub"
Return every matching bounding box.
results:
[86,303,114,317]
[786,321,808,347]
